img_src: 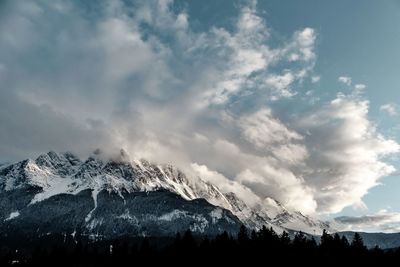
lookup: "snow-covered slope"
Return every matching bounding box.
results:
[0,150,330,236]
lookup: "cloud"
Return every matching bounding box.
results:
[201,6,317,105]
[208,139,317,214]
[311,76,320,83]
[298,94,399,213]
[237,108,308,165]
[335,210,400,233]
[190,163,261,207]
[338,76,352,86]
[0,92,115,160]
[380,103,397,116]
[238,108,303,148]
[354,84,366,91]
[287,27,316,62]
[0,0,398,218]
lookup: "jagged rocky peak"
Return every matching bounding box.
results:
[63,152,82,166]
[224,192,246,212]
[35,151,81,176]
[36,151,63,166]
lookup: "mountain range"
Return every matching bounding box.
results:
[0,150,334,241]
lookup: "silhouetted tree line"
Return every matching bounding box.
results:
[1,226,400,266]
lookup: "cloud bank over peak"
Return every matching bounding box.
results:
[0,0,398,216]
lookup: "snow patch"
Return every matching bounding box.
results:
[30,175,75,204]
[5,211,20,221]
[117,210,139,225]
[86,218,103,231]
[189,215,209,233]
[210,208,223,224]
[85,188,99,222]
[133,159,146,171]
[158,210,209,233]
[159,210,188,221]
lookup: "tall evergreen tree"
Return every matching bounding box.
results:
[293,231,307,248]
[351,232,366,252]
[320,229,333,250]
[237,225,249,243]
[280,231,291,247]
[341,235,349,248]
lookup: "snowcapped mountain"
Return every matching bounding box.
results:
[0,150,330,239]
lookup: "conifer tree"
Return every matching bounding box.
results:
[351,232,366,252]
[320,229,333,249]
[341,235,349,248]
[280,231,291,247]
[237,225,249,243]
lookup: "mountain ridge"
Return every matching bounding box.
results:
[0,150,331,238]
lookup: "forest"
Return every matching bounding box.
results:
[1,226,400,266]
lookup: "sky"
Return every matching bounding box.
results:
[0,0,400,232]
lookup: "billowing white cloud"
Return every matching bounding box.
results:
[0,0,398,219]
[238,108,303,148]
[201,5,317,105]
[298,94,399,213]
[338,76,352,86]
[237,108,308,164]
[380,103,397,116]
[208,139,317,214]
[190,163,261,207]
[286,27,316,62]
